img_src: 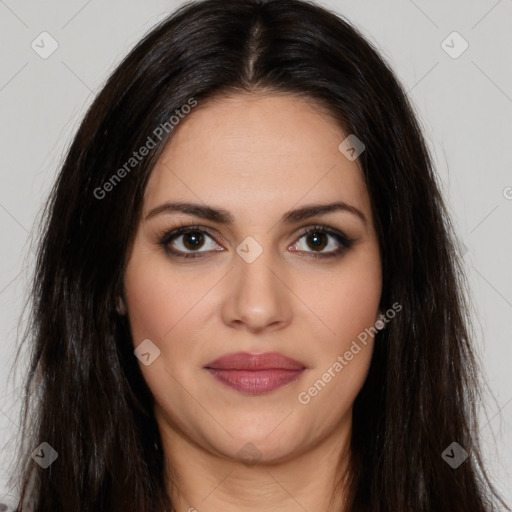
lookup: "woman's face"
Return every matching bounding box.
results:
[122,92,382,465]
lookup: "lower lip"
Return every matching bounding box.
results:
[205,368,305,394]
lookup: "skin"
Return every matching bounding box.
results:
[121,91,382,512]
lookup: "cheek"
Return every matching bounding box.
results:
[301,251,382,346]
[123,254,219,380]
[123,271,174,344]
[294,251,381,415]
[122,257,211,422]
[123,250,202,344]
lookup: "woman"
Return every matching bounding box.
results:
[7,0,509,510]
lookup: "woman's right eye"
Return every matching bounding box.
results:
[160,227,224,259]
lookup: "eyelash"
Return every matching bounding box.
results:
[157,223,355,260]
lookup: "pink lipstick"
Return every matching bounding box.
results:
[204,352,306,395]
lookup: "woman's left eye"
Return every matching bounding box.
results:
[290,226,353,259]
[159,225,354,260]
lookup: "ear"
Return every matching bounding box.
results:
[116,295,127,315]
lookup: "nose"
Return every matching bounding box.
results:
[221,242,293,334]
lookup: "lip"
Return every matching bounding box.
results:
[204,352,307,395]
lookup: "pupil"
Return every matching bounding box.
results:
[184,232,203,250]
[308,232,326,250]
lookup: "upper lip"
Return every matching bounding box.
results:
[204,352,306,371]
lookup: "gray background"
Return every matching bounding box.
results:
[1,0,511,507]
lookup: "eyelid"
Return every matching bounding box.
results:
[158,223,354,259]
[157,224,221,258]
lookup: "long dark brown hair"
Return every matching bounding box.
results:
[7,0,509,510]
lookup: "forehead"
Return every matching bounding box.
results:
[144,92,371,224]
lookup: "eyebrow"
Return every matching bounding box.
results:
[145,200,367,225]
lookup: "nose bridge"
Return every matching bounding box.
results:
[235,234,282,297]
[223,235,291,331]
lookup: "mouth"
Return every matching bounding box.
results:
[204,352,307,395]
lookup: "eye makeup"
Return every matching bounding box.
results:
[155,222,356,260]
